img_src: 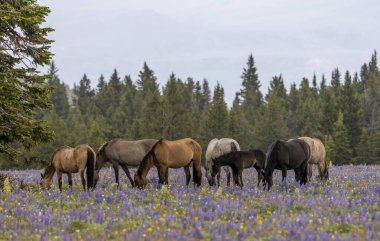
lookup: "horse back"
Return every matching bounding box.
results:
[104,139,158,166]
[298,137,326,165]
[158,138,201,168]
[284,139,310,168]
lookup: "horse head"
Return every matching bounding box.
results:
[39,172,51,190]
[134,173,147,189]
[208,158,221,186]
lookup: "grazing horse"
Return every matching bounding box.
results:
[205,138,240,186]
[134,138,202,188]
[262,139,310,191]
[40,145,96,191]
[298,137,329,181]
[94,139,157,187]
[210,149,266,188]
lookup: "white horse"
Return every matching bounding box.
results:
[205,138,240,186]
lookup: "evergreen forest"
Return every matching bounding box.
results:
[1,52,380,169]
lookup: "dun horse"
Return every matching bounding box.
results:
[263,139,310,191]
[40,145,96,191]
[94,139,157,187]
[298,137,329,181]
[205,138,240,186]
[210,149,266,188]
[134,138,202,188]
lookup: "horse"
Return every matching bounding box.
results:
[210,149,266,188]
[134,138,202,189]
[262,139,310,191]
[205,138,240,186]
[298,137,329,181]
[94,139,157,187]
[40,144,96,191]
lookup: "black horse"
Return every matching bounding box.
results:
[262,139,310,191]
[210,149,266,188]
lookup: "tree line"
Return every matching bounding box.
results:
[1,52,380,168]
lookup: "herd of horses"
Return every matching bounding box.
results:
[40,137,329,192]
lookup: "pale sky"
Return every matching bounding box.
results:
[38,0,380,104]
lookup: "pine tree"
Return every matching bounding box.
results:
[330,112,352,165]
[227,94,251,150]
[253,83,289,150]
[136,62,159,98]
[320,89,338,136]
[0,0,54,158]
[287,83,299,136]
[240,54,263,125]
[363,51,380,132]
[356,128,371,164]
[369,121,380,164]
[74,73,95,117]
[331,68,341,98]
[87,116,108,150]
[162,73,189,139]
[138,90,164,139]
[340,71,363,152]
[202,83,229,143]
[46,61,70,118]
[324,135,334,165]
[296,78,319,136]
[119,75,137,137]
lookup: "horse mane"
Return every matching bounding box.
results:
[96,141,109,158]
[137,138,163,176]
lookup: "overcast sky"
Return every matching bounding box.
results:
[38,0,380,104]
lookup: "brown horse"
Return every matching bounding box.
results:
[298,137,329,180]
[134,138,202,188]
[40,145,96,191]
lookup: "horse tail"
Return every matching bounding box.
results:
[191,140,202,187]
[323,158,329,180]
[86,147,96,189]
[230,142,238,152]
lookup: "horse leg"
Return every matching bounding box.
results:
[80,170,86,191]
[57,171,63,192]
[233,172,240,187]
[67,173,73,189]
[254,166,262,187]
[282,169,288,192]
[184,166,191,186]
[120,164,134,187]
[113,164,119,187]
[239,171,244,188]
[224,167,231,187]
[308,163,313,181]
[216,171,221,187]
[165,168,169,185]
[317,162,323,181]
[157,166,167,185]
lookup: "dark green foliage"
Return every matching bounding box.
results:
[162,73,189,139]
[0,0,54,158]
[228,94,251,150]
[253,79,289,150]
[240,54,263,125]
[46,61,70,118]
[3,46,380,167]
[340,71,362,152]
[202,83,229,143]
[330,112,352,165]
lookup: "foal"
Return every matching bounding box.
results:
[210,149,266,188]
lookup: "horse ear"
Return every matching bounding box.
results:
[41,173,44,178]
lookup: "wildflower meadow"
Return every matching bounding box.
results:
[0,165,379,241]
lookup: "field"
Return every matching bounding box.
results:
[0,165,379,241]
